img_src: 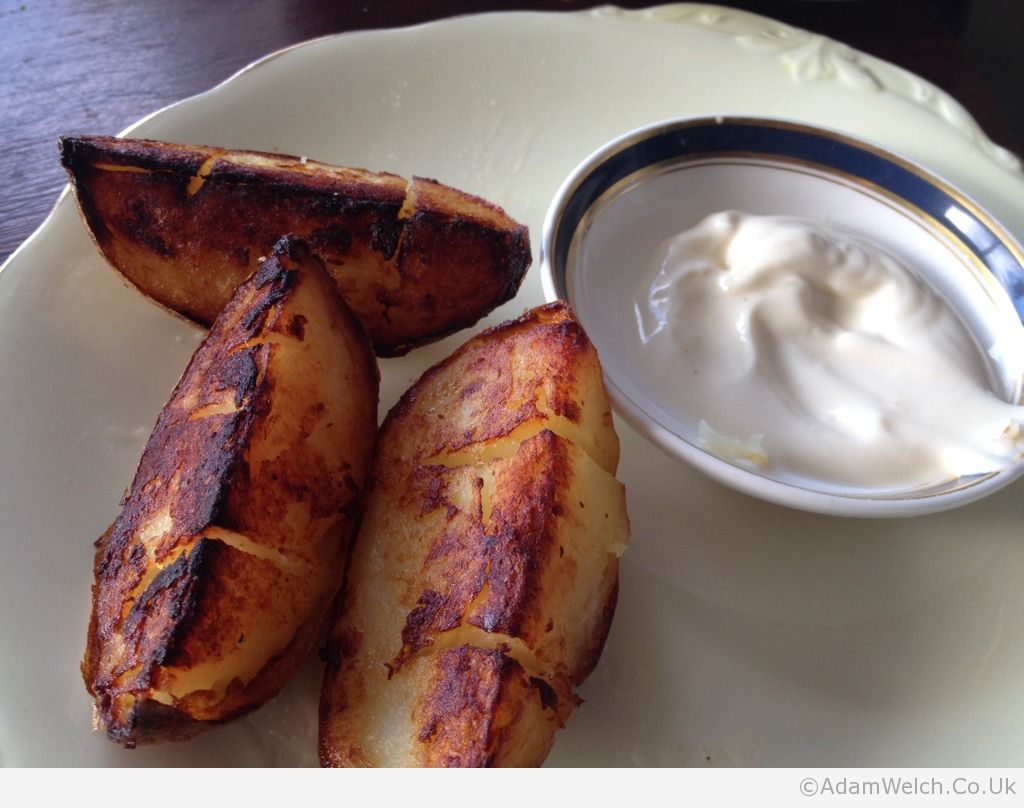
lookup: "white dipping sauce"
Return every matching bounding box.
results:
[634,211,1024,489]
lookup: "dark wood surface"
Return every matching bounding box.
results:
[2,0,1019,264]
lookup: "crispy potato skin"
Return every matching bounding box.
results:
[84,237,379,746]
[319,302,629,767]
[59,135,532,356]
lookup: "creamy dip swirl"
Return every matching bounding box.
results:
[634,211,1024,489]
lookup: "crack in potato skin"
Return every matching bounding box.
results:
[84,238,379,746]
[319,302,629,767]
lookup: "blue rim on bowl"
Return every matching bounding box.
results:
[540,116,1024,517]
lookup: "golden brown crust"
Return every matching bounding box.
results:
[385,302,620,472]
[59,135,532,355]
[411,646,565,768]
[387,430,613,680]
[84,237,379,746]
[319,301,629,767]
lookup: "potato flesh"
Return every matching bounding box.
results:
[320,302,630,767]
[147,547,314,703]
[84,238,378,745]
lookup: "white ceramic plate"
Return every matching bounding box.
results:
[4,4,1024,767]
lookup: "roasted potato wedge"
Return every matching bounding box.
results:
[84,237,379,746]
[319,302,630,767]
[59,135,532,356]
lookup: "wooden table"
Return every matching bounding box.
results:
[3,0,1018,264]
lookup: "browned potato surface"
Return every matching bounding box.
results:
[319,302,629,767]
[84,237,379,746]
[59,135,532,356]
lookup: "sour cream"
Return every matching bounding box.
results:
[634,211,1024,489]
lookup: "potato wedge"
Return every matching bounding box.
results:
[84,237,378,746]
[319,302,629,767]
[59,135,532,356]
